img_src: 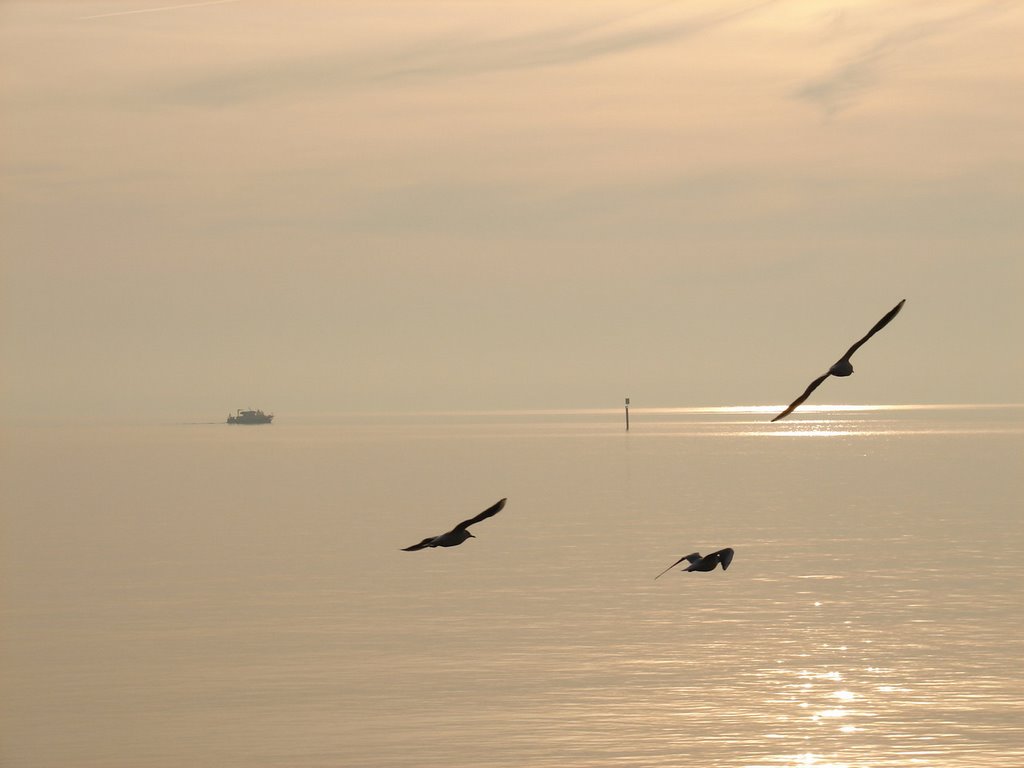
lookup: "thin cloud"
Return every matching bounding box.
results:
[159,1,776,105]
[80,0,242,21]
[376,1,776,81]
[796,1,1014,117]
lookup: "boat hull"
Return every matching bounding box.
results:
[227,409,273,425]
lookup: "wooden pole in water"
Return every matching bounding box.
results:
[625,397,630,431]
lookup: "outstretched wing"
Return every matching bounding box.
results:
[654,552,702,580]
[709,547,735,570]
[453,498,507,531]
[771,372,831,422]
[401,537,435,552]
[841,299,906,362]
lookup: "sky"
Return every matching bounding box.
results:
[1,0,1022,422]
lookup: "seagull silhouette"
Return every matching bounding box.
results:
[654,547,735,579]
[771,299,906,422]
[401,498,507,551]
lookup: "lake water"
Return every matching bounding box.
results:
[2,404,1022,768]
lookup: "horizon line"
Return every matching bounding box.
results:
[2,402,1023,428]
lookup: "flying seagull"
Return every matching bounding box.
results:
[401,498,507,551]
[771,299,906,423]
[654,547,735,579]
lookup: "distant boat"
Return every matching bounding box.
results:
[227,408,273,425]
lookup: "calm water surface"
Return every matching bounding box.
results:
[2,405,1022,767]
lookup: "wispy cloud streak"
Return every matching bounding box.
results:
[376,1,776,81]
[796,1,1014,117]
[81,0,241,21]
[160,1,776,104]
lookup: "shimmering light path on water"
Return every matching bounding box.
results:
[2,405,1022,767]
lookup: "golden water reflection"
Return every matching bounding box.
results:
[746,631,1024,768]
[6,410,1021,768]
[309,403,1024,441]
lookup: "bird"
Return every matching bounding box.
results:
[771,299,906,422]
[401,498,507,551]
[654,547,735,579]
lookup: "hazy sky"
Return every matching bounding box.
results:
[2,0,1022,421]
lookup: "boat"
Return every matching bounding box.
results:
[227,408,273,425]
